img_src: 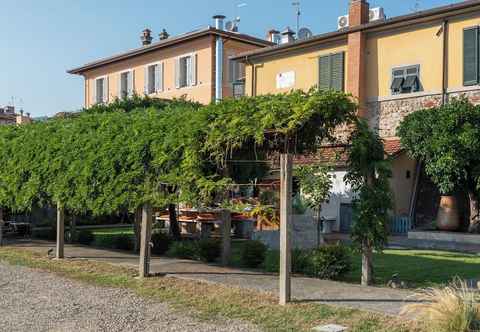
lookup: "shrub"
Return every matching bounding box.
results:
[241,240,267,268]
[263,245,351,280]
[166,241,198,260]
[76,230,94,245]
[401,279,480,332]
[111,234,134,251]
[151,231,172,255]
[304,244,351,280]
[197,239,221,263]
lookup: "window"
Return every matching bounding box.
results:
[145,63,164,95]
[175,54,197,88]
[390,65,420,95]
[318,52,345,91]
[228,59,245,83]
[464,26,479,86]
[94,77,108,104]
[119,70,133,99]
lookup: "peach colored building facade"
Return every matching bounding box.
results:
[68,27,271,107]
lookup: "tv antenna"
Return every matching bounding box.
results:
[292,1,301,35]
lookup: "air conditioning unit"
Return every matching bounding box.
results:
[337,15,349,30]
[369,7,386,22]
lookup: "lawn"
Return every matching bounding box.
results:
[230,241,480,288]
[0,247,419,332]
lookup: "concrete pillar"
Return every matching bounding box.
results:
[56,205,65,259]
[139,203,153,278]
[279,154,293,305]
[220,210,231,266]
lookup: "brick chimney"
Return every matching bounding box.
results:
[141,28,153,46]
[347,0,370,117]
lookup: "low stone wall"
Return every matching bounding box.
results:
[252,215,321,250]
[408,230,480,245]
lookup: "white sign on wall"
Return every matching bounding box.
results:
[276,71,295,89]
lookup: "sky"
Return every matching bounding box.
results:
[1,0,462,117]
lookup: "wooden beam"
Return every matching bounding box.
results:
[279,153,293,305]
[221,209,232,266]
[139,203,153,278]
[56,205,65,259]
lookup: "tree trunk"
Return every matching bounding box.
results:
[316,208,324,247]
[468,189,480,233]
[168,204,181,241]
[361,243,373,286]
[70,215,77,243]
[133,207,142,252]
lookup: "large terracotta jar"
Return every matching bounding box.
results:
[436,195,460,231]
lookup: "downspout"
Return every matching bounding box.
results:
[213,15,226,103]
[441,19,449,105]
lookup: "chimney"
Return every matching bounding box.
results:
[27,112,30,118]
[20,109,24,116]
[141,28,153,46]
[213,14,226,31]
[159,29,169,40]
[267,29,280,44]
[281,27,295,44]
[349,0,370,27]
[346,0,370,118]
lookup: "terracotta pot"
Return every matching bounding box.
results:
[436,195,460,231]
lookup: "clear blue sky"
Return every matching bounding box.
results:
[1,0,461,117]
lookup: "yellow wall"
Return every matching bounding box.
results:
[448,13,480,89]
[245,41,348,96]
[365,23,444,99]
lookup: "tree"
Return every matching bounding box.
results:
[345,120,392,286]
[296,164,333,245]
[398,98,480,233]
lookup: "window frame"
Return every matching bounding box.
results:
[463,26,480,86]
[318,51,345,92]
[118,69,134,99]
[145,61,164,95]
[390,64,421,95]
[176,52,197,89]
[94,75,108,104]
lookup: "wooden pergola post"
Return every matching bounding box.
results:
[279,153,293,305]
[56,204,65,259]
[221,209,231,266]
[139,203,153,278]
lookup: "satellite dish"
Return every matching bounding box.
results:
[225,21,235,31]
[298,27,313,40]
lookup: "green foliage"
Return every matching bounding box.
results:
[32,227,56,241]
[110,234,134,251]
[150,231,173,255]
[398,98,480,195]
[296,164,333,213]
[166,241,198,260]
[263,245,352,280]
[76,230,94,245]
[0,91,356,218]
[197,239,221,263]
[240,240,267,268]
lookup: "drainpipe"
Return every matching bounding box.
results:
[213,15,226,103]
[441,19,449,105]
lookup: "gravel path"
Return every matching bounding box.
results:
[0,263,259,332]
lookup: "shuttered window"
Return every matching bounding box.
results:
[464,27,479,86]
[176,54,197,88]
[318,52,345,91]
[94,77,108,104]
[145,63,164,95]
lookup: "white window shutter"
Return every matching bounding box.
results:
[144,66,149,95]
[103,76,109,103]
[191,54,197,86]
[175,58,181,88]
[93,79,97,104]
[118,73,123,99]
[228,59,234,83]
[156,63,163,92]
[128,70,134,97]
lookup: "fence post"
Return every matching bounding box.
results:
[56,204,65,259]
[139,203,153,278]
[221,209,231,266]
[279,153,293,305]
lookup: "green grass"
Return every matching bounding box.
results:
[230,241,480,288]
[90,227,134,235]
[344,249,480,288]
[0,247,419,332]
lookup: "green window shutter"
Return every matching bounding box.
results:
[463,27,479,86]
[330,52,345,91]
[319,55,331,90]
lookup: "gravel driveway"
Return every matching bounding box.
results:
[0,263,259,332]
